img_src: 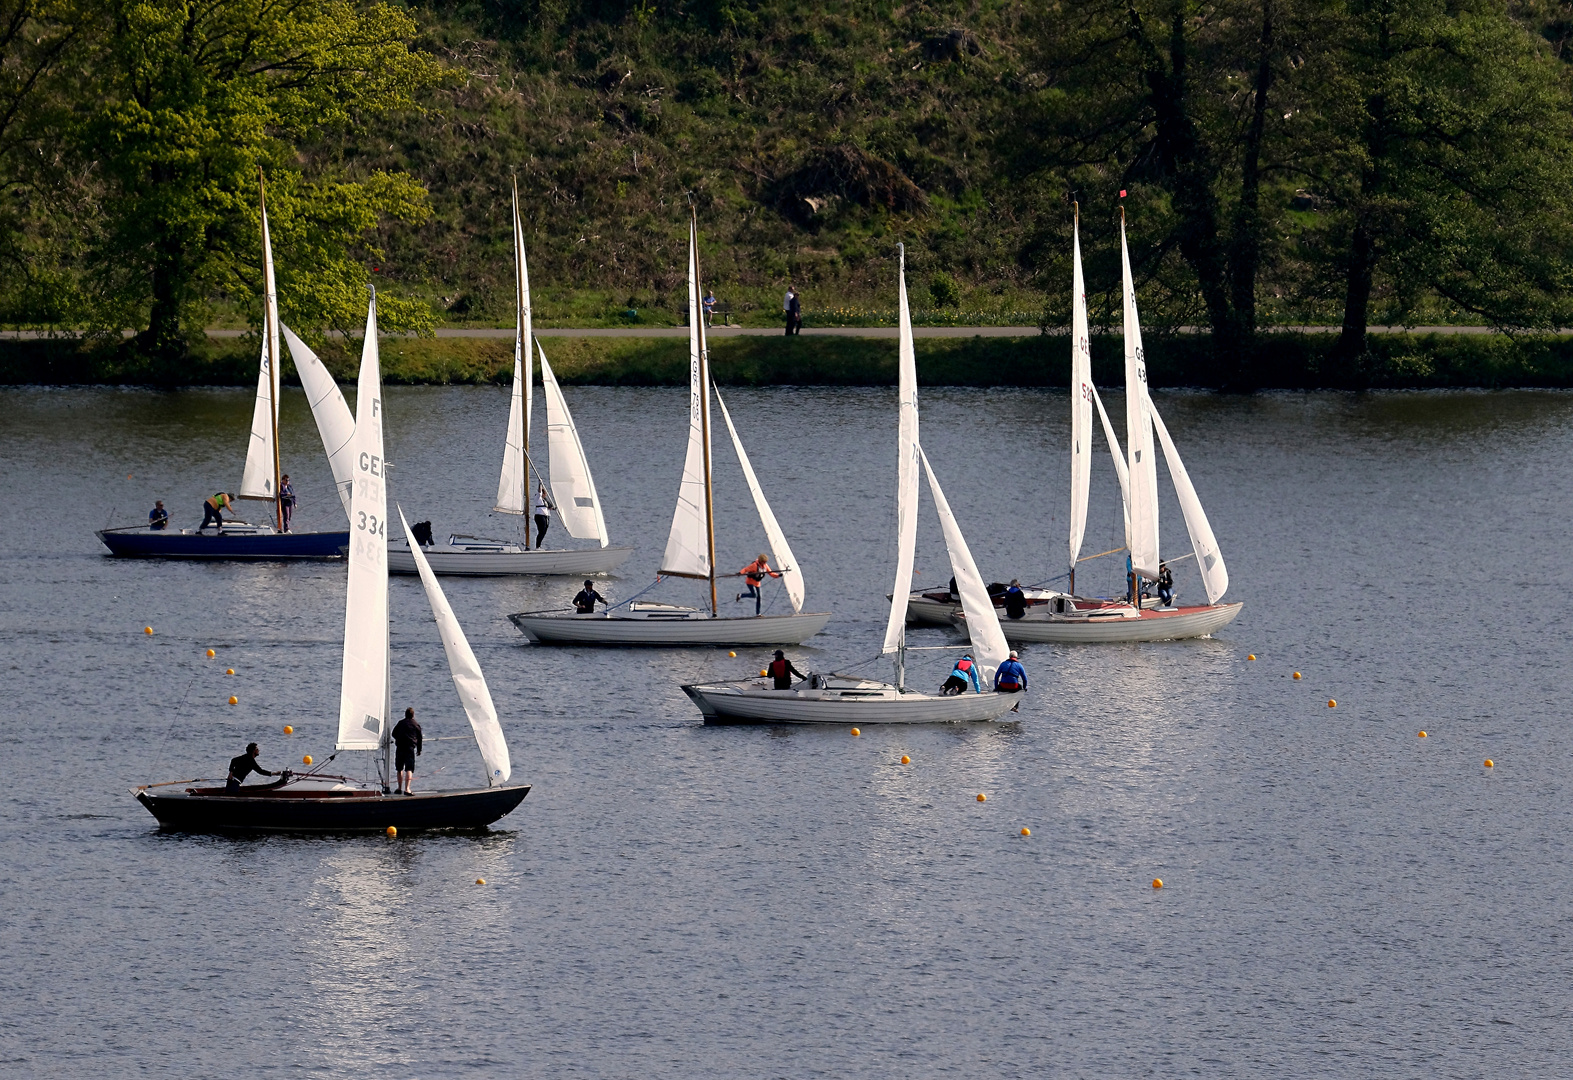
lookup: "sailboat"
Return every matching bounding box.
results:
[98,183,351,560]
[979,203,1242,644]
[681,246,1020,724]
[387,181,632,577]
[509,209,831,647]
[135,291,531,833]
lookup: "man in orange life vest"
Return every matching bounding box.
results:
[735,553,781,615]
[767,650,806,689]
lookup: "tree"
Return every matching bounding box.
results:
[78,0,449,355]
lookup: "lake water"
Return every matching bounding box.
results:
[1,384,1569,1078]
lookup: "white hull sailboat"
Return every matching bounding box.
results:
[392,181,631,578]
[991,203,1241,645]
[682,246,1020,725]
[510,209,830,648]
[136,292,529,832]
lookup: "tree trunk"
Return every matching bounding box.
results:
[1336,217,1376,361]
[1224,0,1275,389]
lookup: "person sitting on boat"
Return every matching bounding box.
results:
[226,743,286,794]
[533,484,553,548]
[1003,579,1027,619]
[736,553,781,615]
[1157,562,1174,607]
[201,492,238,532]
[279,474,295,533]
[148,501,169,530]
[941,653,980,696]
[573,580,608,614]
[767,650,806,690]
[392,707,422,795]
[994,651,1028,693]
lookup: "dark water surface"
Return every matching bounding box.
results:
[2,385,1569,1078]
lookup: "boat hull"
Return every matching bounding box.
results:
[682,679,1021,725]
[135,784,530,833]
[983,601,1244,644]
[98,527,347,560]
[387,541,633,577]
[509,608,831,646]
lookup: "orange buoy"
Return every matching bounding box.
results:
[1328,699,1337,708]
[759,669,768,677]
[476,878,486,885]
[976,793,987,802]
[1152,878,1164,889]
[1418,730,1427,738]
[226,668,235,675]
[1484,758,1494,768]
[386,826,397,837]
[144,626,153,635]
[1247,654,1256,661]
[206,649,215,658]
[302,754,313,765]
[1292,672,1301,680]
[900,755,910,765]
[1020,827,1031,837]
[850,727,861,737]
[728,651,736,658]
[283,725,293,735]
[227,696,238,705]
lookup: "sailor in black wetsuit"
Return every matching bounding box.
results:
[573,580,607,614]
[227,743,280,794]
[392,708,422,795]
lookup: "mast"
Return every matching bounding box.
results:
[691,202,718,615]
[514,178,532,549]
[262,174,283,531]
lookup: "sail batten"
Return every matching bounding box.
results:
[336,295,389,751]
[1121,213,1160,579]
[539,341,609,545]
[660,217,712,579]
[713,386,805,612]
[397,507,511,785]
[1068,210,1094,573]
[882,244,920,654]
[239,195,281,504]
[1150,403,1229,604]
[920,446,1008,679]
[281,324,354,520]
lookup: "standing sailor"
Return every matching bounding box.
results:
[279,474,295,533]
[533,483,552,548]
[392,707,422,795]
[767,650,806,689]
[1002,579,1027,619]
[735,553,781,615]
[1157,562,1174,607]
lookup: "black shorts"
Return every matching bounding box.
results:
[395,748,417,772]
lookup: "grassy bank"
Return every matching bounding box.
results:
[7,332,1573,389]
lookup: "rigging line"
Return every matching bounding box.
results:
[1025,570,1072,588]
[1161,551,1197,565]
[1077,546,1127,563]
[605,576,666,612]
[147,676,198,780]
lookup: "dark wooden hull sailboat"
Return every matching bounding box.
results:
[135,780,529,833]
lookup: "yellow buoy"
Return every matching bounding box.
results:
[850,727,861,737]
[144,626,153,635]
[386,826,397,837]
[283,725,293,735]
[206,649,215,658]
[228,696,238,705]
[476,878,486,885]
[1418,730,1427,738]
[976,793,987,802]
[1484,758,1494,768]
[900,755,910,765]
[1020,827,1031,837]
[1152,878,1164,889]
[302,754,313,765]
[728,651,737,658]
[226,668,234,675]
[1247,654,1256,661]
[759,669,768,677]
[1292,671,1301,680]
[1328,699,1337,708]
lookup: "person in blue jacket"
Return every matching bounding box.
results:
[941,653,980,695]
[994,651,1028,693]
[148,501,169,530]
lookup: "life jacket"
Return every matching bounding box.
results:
[742,560,770,586]
[768,658,790,679]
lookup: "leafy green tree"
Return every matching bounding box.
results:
[78,0,449,355]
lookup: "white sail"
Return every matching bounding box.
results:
[1120,212,1160,579]
[239,195,281,504]
[336,295,389,752]
[713,386,805,613]
[1150,403,1229,604]
[1092,384,1131,539]
[281,324,355,520]
[396,507,511,785]
[659,216,711,579]
[882,243,921,654]
[494,188,533,515]
[1068,211,1094,573]
[919,446,1008,679]
[538,341,609,545]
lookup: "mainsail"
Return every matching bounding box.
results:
[713,385,806,613]
[919,446,1008,678]
[281,324,355,520]
[659,216,712,579]
[397,507,511,785]
[1068,208,1094,574]
[336,295,389,752]
[1092,385,1131,539]
[1120,211,1160,579]
[538,340,609,546]
[1150,403,1229,604]
[495,185,533,516]
[882,243,921,654]
[239,192,281,506]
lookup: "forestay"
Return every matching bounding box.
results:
[239,197,281,503]
[659,217,712,579]
[281,324,355,520]
[336,295,390,752]
[1068,210,1094,573]
[919,446,1008,678]
[1150,403,1229,604]
[397,508,511,785]
[713,386,805,613]
[1120,212,1160,579]
[494,188,533,516]
[538,341,609,546]
[882,244,921,654]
